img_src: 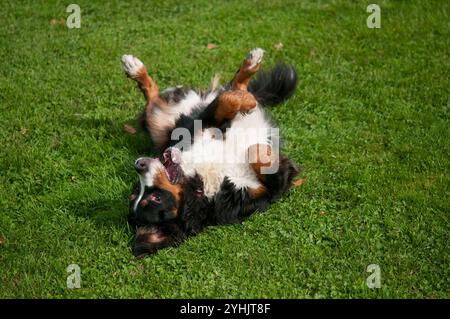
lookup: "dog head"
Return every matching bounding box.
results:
[129,147,184,226]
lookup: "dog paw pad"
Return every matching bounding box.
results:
[247,48,265,68]
[121,54,144,77]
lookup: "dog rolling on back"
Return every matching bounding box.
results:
[122,48,299,257]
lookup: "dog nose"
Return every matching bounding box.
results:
[135,157,152,174]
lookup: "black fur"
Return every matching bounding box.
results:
[129,158,299,257]
[132,222,186,257]
[248,63,298,107]
[128,63,300,257]
[168,92,239,150]
[133,187,178,225]
[211,155,299,224]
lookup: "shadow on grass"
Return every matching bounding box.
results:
[67,115,160,158]
[60,114,160,235]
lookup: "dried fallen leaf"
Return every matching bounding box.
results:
[292,178,306,187]
[51,136,61,147]
[207,43,217,50]
[123,124,137,135]
[274,42,284,50]
[0,237,4,246]
[50,18,57,25]
[60,18,65,25]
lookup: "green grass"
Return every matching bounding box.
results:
[0,0,448,298]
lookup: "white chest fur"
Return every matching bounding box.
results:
[180,106,274,197]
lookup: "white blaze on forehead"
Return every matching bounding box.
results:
[133,178,146,213]
[139,159,164,187]
[133,158,164,212]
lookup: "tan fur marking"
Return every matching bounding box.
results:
[215,90,257,123]
[145,104,173,150]
[231,56,262,91]
[247,185,267,199]
[247,144,278,182]
[136,227,167,245]
[148,232,166,244]
[153,170,183,210]
[131,66,173,149]
[132,66,159,103]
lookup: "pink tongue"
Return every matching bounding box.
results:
[163,159,175,183]
[163,151,170,163]
[163,148,181,184]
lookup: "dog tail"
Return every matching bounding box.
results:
[248,63,298,107]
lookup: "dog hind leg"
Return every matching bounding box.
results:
[121,54,159,103]
[122,55,175,149]
[231,48,265,91]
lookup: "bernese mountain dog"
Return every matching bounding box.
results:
[121,48,299,257]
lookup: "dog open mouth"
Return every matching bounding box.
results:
[162,147,182,185]
[134,148,183,185]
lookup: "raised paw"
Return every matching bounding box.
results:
[121,54,145,78]
[232,48,265,91]
[245,48,265,71]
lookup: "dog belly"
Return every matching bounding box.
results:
[181,106,272,197]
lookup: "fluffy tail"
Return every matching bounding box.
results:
[248,63,298,107]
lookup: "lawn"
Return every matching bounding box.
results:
[0,0,448,298]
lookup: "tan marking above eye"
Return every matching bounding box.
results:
[169,207,178,218]
[248,185,267,199]
[148,232,166,244]
[135,227,167,244]
[140,199,149,207]
[145,104,173,150]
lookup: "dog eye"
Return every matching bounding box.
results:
[149,193,161,203]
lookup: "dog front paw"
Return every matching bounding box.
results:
[121,54,145,78]
[245,48,265,71]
